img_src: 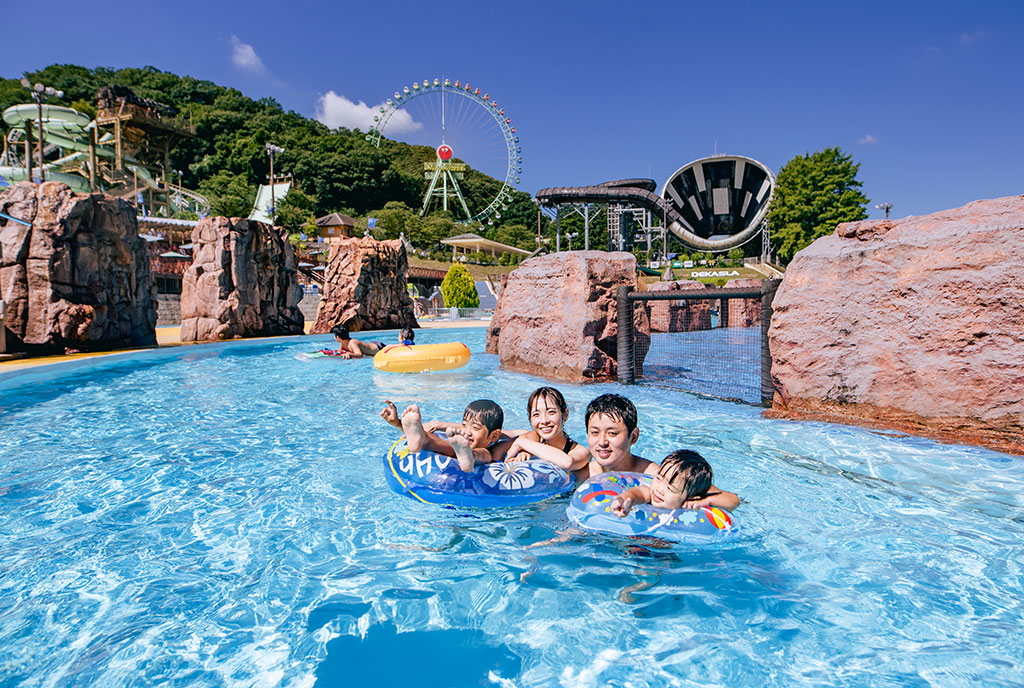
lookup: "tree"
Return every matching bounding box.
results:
[198,169,255,218]
[769,147,869,264]
[276,187,317,231]
[440,263,479,309]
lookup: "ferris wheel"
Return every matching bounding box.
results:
[366,78,522,224]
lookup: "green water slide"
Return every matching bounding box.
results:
[249,180,291,224]
[1,103,206,214]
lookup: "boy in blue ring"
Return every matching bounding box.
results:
[400,327,415,346]
[582,393,740,510]
[381,400,511,473]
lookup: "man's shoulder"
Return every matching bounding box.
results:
[634,455,658,475]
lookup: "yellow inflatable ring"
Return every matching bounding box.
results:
[373,342,471,373]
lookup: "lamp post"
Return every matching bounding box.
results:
[565,231,579,251]
[20,78,64,183]
[265,143,284,223]
[875,202,893,219]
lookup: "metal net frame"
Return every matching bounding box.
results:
[616,281,781,405]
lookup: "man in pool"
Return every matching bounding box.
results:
[329,324,385,359]
[583,393,740,510]
[381,400,510,472]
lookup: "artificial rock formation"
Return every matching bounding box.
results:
[310,236,417,333]
[646,280,713,332]
[645,277,762,332]
[180,217,303,341]
[0,182,156,353]
[768,195,1024,455]
[486,251,650,381]
[725,278,763,327]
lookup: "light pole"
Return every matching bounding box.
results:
[565,231,579,251]
[20,78,64,183]
[875,202,893,219]
[265,143,284,223]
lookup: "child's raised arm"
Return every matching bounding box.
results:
[611,486,650,517]
[380,401,401,428]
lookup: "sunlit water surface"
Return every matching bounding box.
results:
[1,328,1022,687]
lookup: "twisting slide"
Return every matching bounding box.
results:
[1,103,207,215]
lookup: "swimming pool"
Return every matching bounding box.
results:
[2,327,1022,687]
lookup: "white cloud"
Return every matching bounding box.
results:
[230,35,266,73]
[959,30,984,45]
[858,134,878,145]
[314,91,422,134]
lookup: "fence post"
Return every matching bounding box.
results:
[617,285,634,384]
[760,278,782,406]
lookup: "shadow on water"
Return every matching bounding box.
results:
[315,621,521,687]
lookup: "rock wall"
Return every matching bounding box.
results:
[0,182,156,353]
[180,217,303,341]
[646,280,713,332]
[767,195,1024,455]
[156,294,181,326]
[645,278,762,332]
[725,278,763,327]
[310,236,417,333]
[486,251,650,381]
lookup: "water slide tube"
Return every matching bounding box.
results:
[249,181,292,223]
[536,156,775,251]
[2,104,178,201]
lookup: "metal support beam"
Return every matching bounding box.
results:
[617,285,634,383]
[760,278,782,406]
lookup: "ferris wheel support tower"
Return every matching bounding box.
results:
[421,144,471,218]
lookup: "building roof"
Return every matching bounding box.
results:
[408,266,448,280]
[316,212,357,228]
[441,233,532,257]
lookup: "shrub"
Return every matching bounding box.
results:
[441,263,479,308]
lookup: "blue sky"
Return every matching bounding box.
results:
[4,0,1022,219]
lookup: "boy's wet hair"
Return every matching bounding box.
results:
[330,324,349,339]
[463,399,504,432]
[659,450,713,502]
[400,327,415,342]
[584,394,638,434]
[527,387,567,418]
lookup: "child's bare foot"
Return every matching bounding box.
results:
[381,400,401,428]
[401,404,427,452]
[449,430,476,472]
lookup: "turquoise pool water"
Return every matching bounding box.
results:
[1,327,1022,687]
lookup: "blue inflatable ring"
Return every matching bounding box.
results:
[566,472,739,543]
[382,436,573,508]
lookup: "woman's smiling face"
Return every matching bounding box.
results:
[530,395,566,442]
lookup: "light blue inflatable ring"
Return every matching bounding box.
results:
[382,435,573,508]
[566,472,739,543]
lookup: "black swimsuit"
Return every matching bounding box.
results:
[542,435,576,453]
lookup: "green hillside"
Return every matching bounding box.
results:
[0,64,539,248]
